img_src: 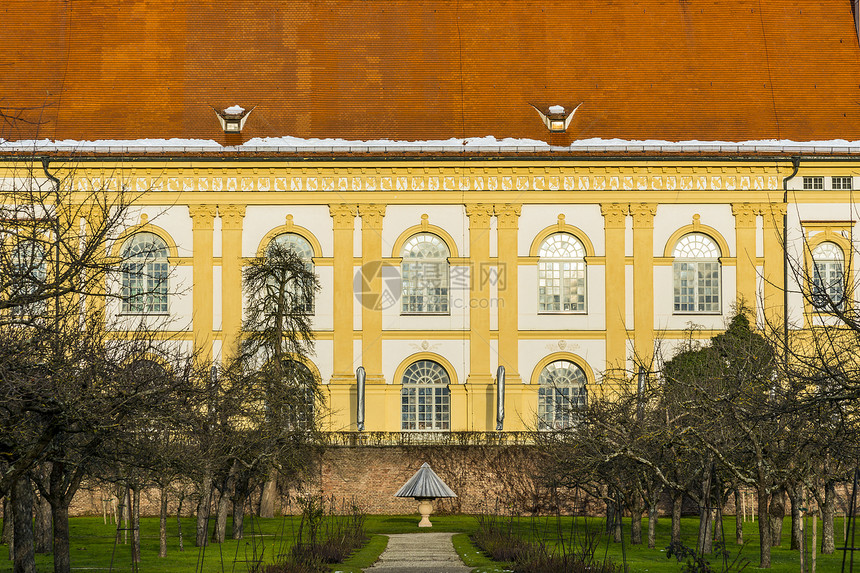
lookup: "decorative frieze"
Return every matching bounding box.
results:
[69,166,785,194]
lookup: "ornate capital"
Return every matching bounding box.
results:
[188,204,217,229]
[630,203,657,229]
[494,204,522,230]
[358,204,385,230]
[757,203,787,228]
[466,203,494,229]
[219,204,246,229]
[600,203,629,229]
[731,203,758,228]
[329,203,358,230]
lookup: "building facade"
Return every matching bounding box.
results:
[3,1,860,438]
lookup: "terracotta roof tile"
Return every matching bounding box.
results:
[2,0,860,147]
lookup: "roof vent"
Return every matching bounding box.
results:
[531,102,582,133]
[214,105,254,133]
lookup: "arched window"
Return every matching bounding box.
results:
[120,232,169,314]
[673,233,721,313]
[401,234,449,314]
[401,359,450,431]
[124,359,169,385]
[812,242,845,309]
[268,233,315,314]
[538,233,586,312]
[280,360,316,430]
[538,360,587,430]
[11,240,47,313]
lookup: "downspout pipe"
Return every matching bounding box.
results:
[854,0,860,48]
[782,157,800,357]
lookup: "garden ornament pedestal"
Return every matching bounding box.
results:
[394,462,457,528]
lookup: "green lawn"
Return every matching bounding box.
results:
[0,514,851,572]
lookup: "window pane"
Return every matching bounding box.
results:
[401,360,451,430]
[120,233,169,314]
[401,234,450,314]
[538,233,586,312]
[538,360,587,430]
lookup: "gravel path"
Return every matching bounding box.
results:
[365,532,472,573]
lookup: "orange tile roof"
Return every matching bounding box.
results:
[2,0,860,151]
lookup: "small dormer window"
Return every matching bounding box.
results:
[215,105,254,133]
[531,103,582,133]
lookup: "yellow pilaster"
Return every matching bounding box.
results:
[448,384,468,432]
[188,205,217,363]
[631,204,656,367]
[495,203,523,429]
[219,205,245,361]
[328,204,358,430]
[601,203,629,375]
[760,203,787,329]
[465,204,494,431]
[358,204,386,391]
[732,203,759,316]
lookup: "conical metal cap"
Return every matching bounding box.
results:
[394,462,457,499]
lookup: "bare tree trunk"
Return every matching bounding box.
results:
[177,495,185,552]
[714,509,724,545]
[697,470,713,554]
[734,489,743,544]
[606,499,615,535]
[631,509,643,545]
[647,501,658,549]
[758,487,772,569]
[33,492,51,554]
[212,486,231,543]
[822,480,835,554]
[701,510,714,554]
[50,500,71,573]
[159,486,168,558]
[258,478,276,518]
[232,490,245,540]
[131,488,141,563]
[195,474,212,547]
[671,491,683,544]
[789,484,802,551]
[11,478,35,573]
[770,489,785,547]
[3,495,14,553]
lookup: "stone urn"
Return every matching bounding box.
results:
[394,463,457,528]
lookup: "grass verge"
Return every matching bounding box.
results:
[330,534,388,572]
[452,532,512,573]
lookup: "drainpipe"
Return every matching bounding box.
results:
[854,0,860,47]
[782,157,800,361]
[41,157,62,355]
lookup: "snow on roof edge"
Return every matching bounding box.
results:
[2,136,860,154]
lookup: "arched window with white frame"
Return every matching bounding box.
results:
[538,360,587,430]
[672,233,721,313]
[400,359,450,431]
[120,232,169,314]
[538,233,586,312]
[268,233,315,314]
[400,233,449,314]
[812,241,845,310]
